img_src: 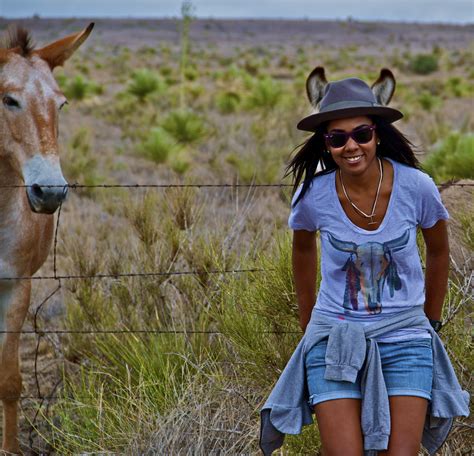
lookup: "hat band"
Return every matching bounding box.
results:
[320,100,380,112]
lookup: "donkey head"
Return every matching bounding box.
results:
[0,23,93,214]
[305,66,397,113]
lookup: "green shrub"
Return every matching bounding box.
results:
[50,332,205,453]
[245,77,284,111]
[137,127,178,163]
[409,53,439,75]
[215,91,241,114]
[63,75,103,100]
[162,110,206,144]
[422,132,474,182]
[169,149,191,175]
[445,76,473,98]
[128,69,166,100]
[417,91,442,111]
[62,127,101,194]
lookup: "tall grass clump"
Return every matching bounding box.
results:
[137,127,179,163]
[422,132,474,182]
[215,91,241,114]
[48,333,209,453]
[62,74,103,100]
[211,231,312,386]
[128,68,166,100]
[62,127,101,195]
[417,91,442,112]
[162,110,206,144]
[209,230,322,452]
[409,53,439,75]
[245,77,284,111]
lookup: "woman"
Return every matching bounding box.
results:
[259,68,469,456]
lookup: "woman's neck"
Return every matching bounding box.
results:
[339,156,384,195]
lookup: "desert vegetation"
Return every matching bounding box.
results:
[0,11,472,455]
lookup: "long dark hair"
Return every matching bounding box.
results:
[283,116,423,208]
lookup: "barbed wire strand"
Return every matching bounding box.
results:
[0,182,472,189]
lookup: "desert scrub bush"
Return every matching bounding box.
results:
[409,53,439,75]
[245,77,284,111]
[49,332,212,454]
[162,109,207,144]
[62,127,101,195]
[61,74,103,100]
[208,231,322,453]
[422,132,474,182]
[137,127,179,164]
[210,231,311,386]
[215,91,241,114]
[445,76,473,98]
[163,185,203,230]
[226,145,284,185]
[128,68,166,100]
[168,148,192,175]
[417,91,442,112]
[458,206,474,252]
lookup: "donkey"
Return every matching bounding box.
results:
[0,23,93,453]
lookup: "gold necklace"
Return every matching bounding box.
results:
[339,156,383,225]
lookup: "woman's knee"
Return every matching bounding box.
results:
[314,398,364,456]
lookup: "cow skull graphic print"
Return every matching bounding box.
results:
[327,229,410,314]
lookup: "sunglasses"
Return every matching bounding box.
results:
[324,124,377,149]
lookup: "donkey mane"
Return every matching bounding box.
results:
[3,26,35,56]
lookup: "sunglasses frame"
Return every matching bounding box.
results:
[324,124,377,149]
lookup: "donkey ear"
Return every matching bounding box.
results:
[306,66,328,109]
[0,48,9,64]
[371,68,396,106]
[33,22,94,70]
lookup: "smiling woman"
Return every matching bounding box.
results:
[259,66,470,456]
[0,23,93,453]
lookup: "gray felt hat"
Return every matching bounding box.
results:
[297,77,403,132]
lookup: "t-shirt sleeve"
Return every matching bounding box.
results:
[288,183,318,231]
[416,171,450,229]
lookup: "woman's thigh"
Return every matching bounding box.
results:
[305,337,433,454]
[306,341,364,454]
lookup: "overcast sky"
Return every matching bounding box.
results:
[1,0,473,24]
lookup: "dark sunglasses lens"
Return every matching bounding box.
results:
[329,133,347,148]
[353,126,373,144]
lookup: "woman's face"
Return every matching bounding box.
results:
[325,115,379,176]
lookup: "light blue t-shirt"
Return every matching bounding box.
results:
[288,156,450,342]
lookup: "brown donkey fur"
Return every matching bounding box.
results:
[0,23,93,453]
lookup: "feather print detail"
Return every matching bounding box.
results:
[385,261,402,297]
[342,256,361,310]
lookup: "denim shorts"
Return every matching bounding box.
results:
[305,338,433,407]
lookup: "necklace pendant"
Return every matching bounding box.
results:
[368,215,378,225]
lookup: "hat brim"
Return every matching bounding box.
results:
[297,106,403,132]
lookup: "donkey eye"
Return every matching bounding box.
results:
[3,95,20,109]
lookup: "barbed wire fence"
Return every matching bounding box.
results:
[0,180,472,452]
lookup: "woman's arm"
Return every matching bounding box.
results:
[292,229,318,332]
[421,219,450,321]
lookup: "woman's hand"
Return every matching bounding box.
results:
[292,229,318,332]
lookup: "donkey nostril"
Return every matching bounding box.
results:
[31,184,43,198]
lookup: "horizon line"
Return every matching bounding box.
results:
[1,15,473,26]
